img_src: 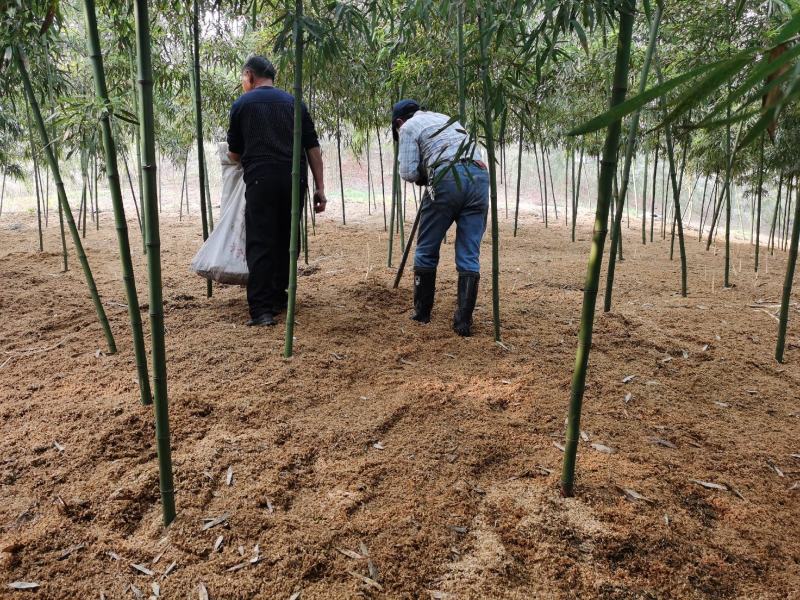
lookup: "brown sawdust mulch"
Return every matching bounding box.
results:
[1,204,799,599]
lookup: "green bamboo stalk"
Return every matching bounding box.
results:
[642,152,649,244]
[541,144,549,227]
[776,182,800,363]
[769,173,783,255]
[650,141,658,242]
[128,53,145,240]
[24,100,44,252]
[657,70,688,297]
[478,7,501,342]
[706,174,725,250]
[336,105,346,225]
[561,0,636,498]
[533,139,544,221]
[191,0,211,298]
[284,0,304,359]
[514,120,523,237]
[668,131,689,260]
[697,172,709,239]
[565,148,570,226]
[82,0,152,406]
[388,133,398,267]
[133,0,176,526]
[723,101,732,288]
[15,45,116,353]
[784,178,793,251]
[80,146,90,238]
[94,151,101,227]
[546,149,558,221]
[375,125,387,231]
[755,134,764,271]
[303,189,309,265]
[366,134,372,216]
[604,1,660,312]
[43,39,60,245]
[572,143,584,242]
[457,1,466,125]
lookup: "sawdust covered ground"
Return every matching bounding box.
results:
[1,202,799,599]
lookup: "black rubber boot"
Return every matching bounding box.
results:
[453,272,479,336]
[411,268,436,323]
[246,312,276,327]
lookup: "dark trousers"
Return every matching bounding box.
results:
[244,169,305,318]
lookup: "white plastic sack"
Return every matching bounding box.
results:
[190,143,248,285]
[217,142,240,215]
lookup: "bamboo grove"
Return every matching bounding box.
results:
[2,0,800,521]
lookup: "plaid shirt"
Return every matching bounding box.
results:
[398,111,482,183]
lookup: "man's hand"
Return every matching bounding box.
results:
[313,189,327,213]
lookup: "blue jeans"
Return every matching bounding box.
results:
[414,163,490,273]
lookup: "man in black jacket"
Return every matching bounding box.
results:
[227,55,326,326]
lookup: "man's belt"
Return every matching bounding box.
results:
[456,158,488,170]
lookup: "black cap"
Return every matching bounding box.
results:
[391,99,420,140]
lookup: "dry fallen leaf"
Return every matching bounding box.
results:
[768,461,785,477]
[690,479,728,491]
[227,562,249,572]
[226,466,234,486]
[288,593,301,600]
[553,442,565,452]
[161,561,177,579]
[131,563,155,577]
[580,430,589,442]
[129,584,143,599]
[201,513,230,531]
[348,571,384,591]
[8,582,40,590]
[151,582,160,597]
[619,487,650,503]
[53,441,65,452]
[622,375,636,383]
[58,543,85,560]
[372,441,385,450]
[591,443,616,454]
[649,437,677,449]
[337,548,363,560]
[213,536,224,553]
[198,583,209,600]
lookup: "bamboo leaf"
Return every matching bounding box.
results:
[571,18,589,54]
[568,58,735,136]
[774,8,800,44]
[663,55,752,127]
[739,74,800,148]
